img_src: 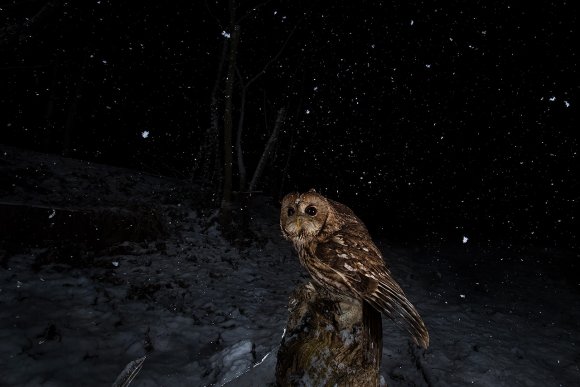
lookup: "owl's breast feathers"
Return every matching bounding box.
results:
[309,229,430,349]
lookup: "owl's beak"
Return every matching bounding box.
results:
[295,216,303,230]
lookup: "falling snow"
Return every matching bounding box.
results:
[0,1,577,385]
[0,146,578,386]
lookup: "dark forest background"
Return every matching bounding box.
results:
[1,0,577,251]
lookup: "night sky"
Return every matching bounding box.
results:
[1,0,577,250]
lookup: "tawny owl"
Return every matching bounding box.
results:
[280,190,429,349]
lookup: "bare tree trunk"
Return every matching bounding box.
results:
[209,42,226,195]
[276,283,382,386]
[195,37,228,196]
[220,21,240,229]
[233,16,302,195]
[278,77,305,198]
[235,67,247,192]
[248,107,285,193]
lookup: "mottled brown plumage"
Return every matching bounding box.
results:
[280,190,429,349]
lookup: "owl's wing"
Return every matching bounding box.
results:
[316,234,430,349]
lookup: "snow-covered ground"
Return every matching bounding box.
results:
[0,145,578,386]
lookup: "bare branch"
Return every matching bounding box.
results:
[242,15,305,89]
[249,106,286,192]
[236,0,273,24]
[112,355,147,387]
[235,65,248,190]
[0,1,60,45]
[220,22,240,216]
[204,0,225,30]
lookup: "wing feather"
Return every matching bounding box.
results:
[316,235,430,349]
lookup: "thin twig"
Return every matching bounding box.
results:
[111,355,147,387]
[204,0,225,30]
[236,0,273,24]
[241,14,306,89]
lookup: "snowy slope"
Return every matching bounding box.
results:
[0,145,578,386]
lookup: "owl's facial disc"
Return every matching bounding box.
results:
[285,214,318,239]
[280,192,328,240]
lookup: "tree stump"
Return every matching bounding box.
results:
[276,282,383,387]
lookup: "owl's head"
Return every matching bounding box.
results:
[280,190,333,242]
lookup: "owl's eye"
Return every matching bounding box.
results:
[287,207,295,216]
[305,206,317,216]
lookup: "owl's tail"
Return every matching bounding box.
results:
[366,279,430,349]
